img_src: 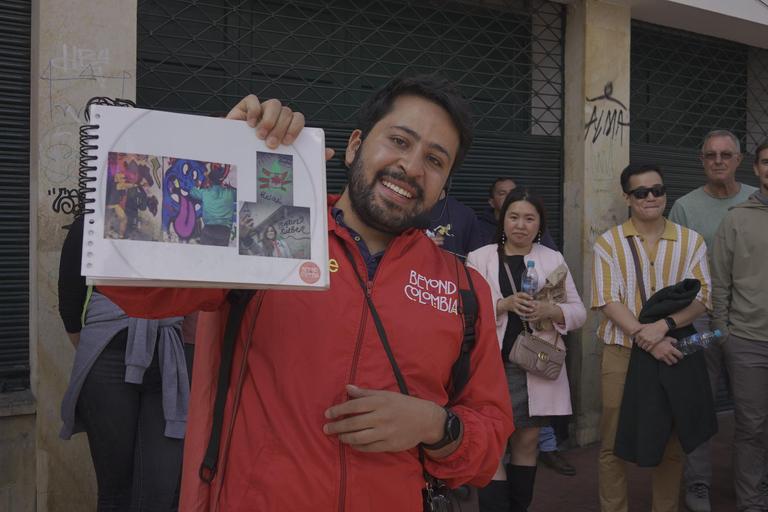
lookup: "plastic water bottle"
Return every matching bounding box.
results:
[675,330,723,355]
[521,261,538,298]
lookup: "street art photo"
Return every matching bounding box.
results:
[162,157,237,247]
[104,152,237,247]
[257,151,293,206]
[238,201,310,259]
[104,152,162,241]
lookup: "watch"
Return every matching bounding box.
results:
[421,408,461,450]
[664,316,677,332]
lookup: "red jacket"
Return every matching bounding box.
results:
[102,196,514,512]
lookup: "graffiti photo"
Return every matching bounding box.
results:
[104,152,237,247]
[238,201,311,259]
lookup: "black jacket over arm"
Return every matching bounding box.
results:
[613,278,717,467]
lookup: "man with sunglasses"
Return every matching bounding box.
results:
[592,162,711,512]
[668,130,757,512]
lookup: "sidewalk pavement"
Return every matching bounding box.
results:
[457,410,736,511]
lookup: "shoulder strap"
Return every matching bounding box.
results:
[448,261,477,407]
[627,237,648,306]
[199,289,258,483]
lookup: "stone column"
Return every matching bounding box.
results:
[30,1,136,509]
[562,0,631,446]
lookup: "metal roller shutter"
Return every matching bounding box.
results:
[0,0,31,392]
[136,0,565,246]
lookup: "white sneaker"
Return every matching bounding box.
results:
[685,484,711,512]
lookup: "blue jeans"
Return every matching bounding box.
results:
[538,425,557,452]
[76,331,193,512]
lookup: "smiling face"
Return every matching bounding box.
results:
[700,135,743,186]
[266,226,276,239]
[343,95,460,235]
[503,199,540,250]
[623,171,667,222]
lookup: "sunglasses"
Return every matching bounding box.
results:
[626,185,667,199]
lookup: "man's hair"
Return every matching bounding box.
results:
[620,162,664,193]
[754,138,768,165]
[702,130,741,154]
[356,72,474,175]
[488,177,515,199]
[493,186,548,261]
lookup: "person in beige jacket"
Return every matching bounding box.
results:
[711,138,768,512]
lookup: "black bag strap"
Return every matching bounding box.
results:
[342,244,478,402]
[627,237,648,306]
[343,246,410,395]
[199,289,258,483]
[448,262,477,407]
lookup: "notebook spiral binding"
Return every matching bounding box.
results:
[77,97,137,217]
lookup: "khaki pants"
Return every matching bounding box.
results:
[598,344,684,512]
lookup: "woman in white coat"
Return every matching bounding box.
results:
[467,186,586,512]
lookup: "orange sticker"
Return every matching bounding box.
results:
[299,262,321,284]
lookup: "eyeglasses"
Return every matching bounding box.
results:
[625,185,667,199]
[702,151,736,162]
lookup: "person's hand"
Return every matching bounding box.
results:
[631,320,669,350]
[429,234,445,246]
[649,337,683,366]
[323,385,446,453]
[227,94,335,161]
[239,213,255,237]
[499,292,534,318]
[526,300,558,322]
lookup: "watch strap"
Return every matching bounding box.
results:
[421,408,460,450]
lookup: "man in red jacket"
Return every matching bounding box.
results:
[103,73,514,511]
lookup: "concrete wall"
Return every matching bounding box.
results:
[562,0,631,446]
[27,0,137,509]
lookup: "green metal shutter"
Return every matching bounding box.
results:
[630,21,768,410]
[136,0,565,246]
[0,0,31,392]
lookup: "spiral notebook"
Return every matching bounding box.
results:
[79,100,329,290]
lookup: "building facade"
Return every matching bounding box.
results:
[1,0,767,509]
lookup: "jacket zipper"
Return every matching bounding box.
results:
[339,258,373,512]
[336,228,395,512]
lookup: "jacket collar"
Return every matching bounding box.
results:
[326,194,425,247]
[622,218,677,242]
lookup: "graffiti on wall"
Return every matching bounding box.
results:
[585,82,629,145]
[40,44,132,214]
[47,187,79,215]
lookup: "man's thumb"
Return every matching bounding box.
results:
[346,384,373,398]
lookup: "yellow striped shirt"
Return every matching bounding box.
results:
[591,219,711,347]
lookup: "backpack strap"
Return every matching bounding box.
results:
[447,259,478,407]
[199,289,258,483]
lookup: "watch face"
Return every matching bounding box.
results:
[447,413,461,440]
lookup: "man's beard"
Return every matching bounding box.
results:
[346,147,431,235]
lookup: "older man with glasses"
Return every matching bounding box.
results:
[668,130,758,512]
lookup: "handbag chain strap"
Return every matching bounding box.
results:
[503,259,561,352]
